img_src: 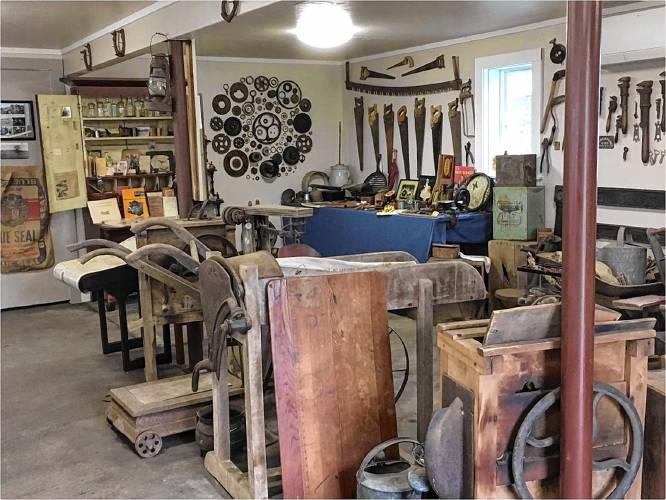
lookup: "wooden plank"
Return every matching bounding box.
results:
[488,239,535,311]
[647,369,666,396]
[624,338,652,499]
[204,454,252,499]
[643,371,665,499]
[267,271,397,499]
[612,295,665,311]
[484,303,561,346]
[239,265,268,499]
[138,269,158,381]
[241,204,313,217]
[416,279,434,442]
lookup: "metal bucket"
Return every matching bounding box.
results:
[596,227,647,285]
[356,438,422,499]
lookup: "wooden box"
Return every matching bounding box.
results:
[493,187,545,241]
[432,244,460,260]
[488,239,535,311]
[438,313,655,499]
[495,154,537,187]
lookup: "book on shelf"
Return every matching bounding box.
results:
[121,188,149,219]
[146,191,164,217]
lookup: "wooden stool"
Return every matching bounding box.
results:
[494,287,527,308]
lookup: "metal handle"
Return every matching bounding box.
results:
[359,437,422,472]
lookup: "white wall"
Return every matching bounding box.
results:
[340,6,666,230]
[196,59,344,206]
[0,56,81,309]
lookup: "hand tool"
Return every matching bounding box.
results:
[383,104,395,173]
[448,98,462,165]
[388,149,399,191]
[633,124,640,142]
[402,54,446,77]
[637,80,653,164]
[655,98,662,142]
[539,95,564,175]
[368,104,380,163]
[599,87,604,116]
[397,105,411,179]
[364,153,388,193]
[549,38,566,64]
[360,66,396,80]
[614,114,621,143]
[430,105,443,172]
[650,149,658,166]
[659,71,666,132]
[617,76,630,134]
[541,70,565,133]
[346,59,461,96]
[661,150,665,164]
[386,56,414,70]
[459,79,475,137]
[464,141,474,165]
[354,97,364,171]
[414,98,426,177]
[623,146,629,161]
[634,101,638,120]
[605,96,617,133]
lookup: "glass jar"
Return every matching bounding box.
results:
[135,98,144,117]
[97,99,104,118]
[87,102,97,118]
[126,97,135,117]
[117,98,125,117]
[104,98,112,117]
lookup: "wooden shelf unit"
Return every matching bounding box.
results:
[84,136,175,144]
[83,116,173,122]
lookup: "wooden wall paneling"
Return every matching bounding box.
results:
[267,271,397,499]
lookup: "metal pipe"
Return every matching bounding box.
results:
[560,1,602,497]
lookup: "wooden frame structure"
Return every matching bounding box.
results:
[203,255,486,497]
[438,310,655,498]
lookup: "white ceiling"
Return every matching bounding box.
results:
[1,1,153,49]
[193,1,570,60]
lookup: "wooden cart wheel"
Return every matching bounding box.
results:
[134,431,163,458]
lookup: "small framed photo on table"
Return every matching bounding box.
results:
[417,175,436,203]
[0,100,36,140]
[396,179,419,201]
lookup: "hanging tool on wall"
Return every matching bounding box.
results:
[397,105,411,179]
[360,66,396,81]
[539,95,565,175]
[623,146,629,161]
[414,98,426,177]
[459,79,475,138]
[541,69,565,133]
[659,71,666,132]
[388,149,400,191]
[383,104,395,173]
[655,98,662,142]
[614,114,622,144]
[368,104,380,164]
[464,141,474,166]
[637,80,653,163]
[605,96,617,133]
[386,56,414,70]
[403,54,446,77]
[448,98,462,166]
[354,97,365,171]
[617,76,630,135]
[549,38,566,64]
[599,87,605,116]
[430,105,443,173]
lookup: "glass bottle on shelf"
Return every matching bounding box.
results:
[88,102,97,118]
[126,97,135,117]
[135,98,144,117]
[117,97,125,117]
[104,97,112,117]
[97,99,104,118]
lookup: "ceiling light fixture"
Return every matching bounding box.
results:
[292,2,359,49]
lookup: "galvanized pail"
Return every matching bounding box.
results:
[596,227,646,285]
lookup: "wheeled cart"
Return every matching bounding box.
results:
[106,373,242,457]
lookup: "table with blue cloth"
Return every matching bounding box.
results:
[303,207,492,263]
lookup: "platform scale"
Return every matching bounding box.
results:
[106,373,242,457]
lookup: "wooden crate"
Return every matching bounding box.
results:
[642,369,665,499]
[437,314,655,498]
[488,239,535,311]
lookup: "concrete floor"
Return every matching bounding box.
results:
[1,302,431,498]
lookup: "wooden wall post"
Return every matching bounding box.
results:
[416,279,434,442]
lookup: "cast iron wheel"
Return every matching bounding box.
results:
[134,431,163,458]
[511,382,643,499]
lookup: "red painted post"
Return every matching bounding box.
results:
[560,1,602,497]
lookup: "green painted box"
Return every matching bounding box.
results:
[492,187,545,240]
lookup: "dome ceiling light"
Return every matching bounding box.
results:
[291,2,359,49]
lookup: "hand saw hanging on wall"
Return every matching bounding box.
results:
[354,97,364,171]
[397,105,411,179]
[368,104,380,163]
[414,98,426,177]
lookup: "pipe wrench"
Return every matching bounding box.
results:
[655,98,662,142]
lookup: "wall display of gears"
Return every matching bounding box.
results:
[211,75,313,182]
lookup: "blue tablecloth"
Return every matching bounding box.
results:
[303,207,491,262]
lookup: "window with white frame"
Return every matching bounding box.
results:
[474,49,543,175]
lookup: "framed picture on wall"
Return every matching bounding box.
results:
[0,100,36,140]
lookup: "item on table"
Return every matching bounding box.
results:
[121,188,149,219]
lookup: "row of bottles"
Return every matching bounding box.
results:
[84,97,164,118]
